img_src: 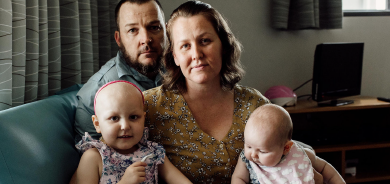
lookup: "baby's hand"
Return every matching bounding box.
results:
[120,161,147,184]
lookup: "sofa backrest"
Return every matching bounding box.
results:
[0,87,80,184]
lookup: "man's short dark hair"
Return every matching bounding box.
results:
[115,0,163,32]
[162,0,244,93]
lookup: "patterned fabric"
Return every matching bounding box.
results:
[0,0,119,111]
[0,0,12,110]
[76,128,165,184]
[239,151,261,184]
[74,51,163,142]
[143,85,269,183]
[240,141,314,184]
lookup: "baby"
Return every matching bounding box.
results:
[73,80,191,184]
[232,104,345,184]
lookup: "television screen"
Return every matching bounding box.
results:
[312,42,364,106]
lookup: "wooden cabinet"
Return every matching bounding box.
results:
[285,96,390,183]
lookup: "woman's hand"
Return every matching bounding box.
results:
[118,161,147,184]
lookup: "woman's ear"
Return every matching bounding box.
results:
[92,115,101,133]
[283,140,294,155]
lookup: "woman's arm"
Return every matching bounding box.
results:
[231,158,250,184]
[304,148,346,184]
[158,156,192,184]
[73,148,102,184]
[296,141,324,184]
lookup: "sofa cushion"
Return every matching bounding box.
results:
[0,88,80,184]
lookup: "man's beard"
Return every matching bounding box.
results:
[119,44,161,77]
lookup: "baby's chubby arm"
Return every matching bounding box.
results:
[304,148,346,184]
[231,158,250,184]
[72,148,102,184]
[158,156,192,184]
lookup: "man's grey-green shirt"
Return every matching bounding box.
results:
[74,51,162,142]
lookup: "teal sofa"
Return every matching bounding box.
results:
[0,85,82,184]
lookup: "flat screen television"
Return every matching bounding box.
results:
[312,42,364,106]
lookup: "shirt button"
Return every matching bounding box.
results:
[219,144,224,149]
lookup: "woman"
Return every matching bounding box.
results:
[144,1,322,183]
[143,1,267,182]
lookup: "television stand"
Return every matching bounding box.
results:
[285,96,390,183]
[318,99,354,107]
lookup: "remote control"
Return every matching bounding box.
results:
[377,97,390,103]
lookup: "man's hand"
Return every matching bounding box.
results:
[118,161,147,184]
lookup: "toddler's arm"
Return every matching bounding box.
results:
[158,156,192,184]
[304,148,346,184]
[231,158,250,184]
[73,148,102,184]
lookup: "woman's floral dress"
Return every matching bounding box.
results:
[143,85,269,183]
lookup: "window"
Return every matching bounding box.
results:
[343,0,390,16]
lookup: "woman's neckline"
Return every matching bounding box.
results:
[179,86,237,142]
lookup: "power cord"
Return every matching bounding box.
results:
[297,94,311,98]
[297,94,312,100]
[293,78,312,92]
[294,79,313,100]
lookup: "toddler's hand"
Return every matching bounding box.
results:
[120,161,147,184]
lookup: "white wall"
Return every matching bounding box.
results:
[160,0,390,98]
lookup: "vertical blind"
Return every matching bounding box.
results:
[0,0,119,110]
[272,0,343,30]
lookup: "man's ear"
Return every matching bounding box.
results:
[92,115,101,133]
[115,30,121,47]
[283,140,294,155]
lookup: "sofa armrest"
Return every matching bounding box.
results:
[0,89,80,184]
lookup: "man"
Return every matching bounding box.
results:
[74,0,166,142]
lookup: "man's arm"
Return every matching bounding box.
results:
[74,101,96,141]
[74,82,102,142]
[304,148,346,184]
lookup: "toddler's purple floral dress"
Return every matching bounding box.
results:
[76,127,165,184]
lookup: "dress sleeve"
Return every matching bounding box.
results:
[240,149,248,163]
[139,127,166,165]
[142,86,165,144]
[236,86,270,125]
[240,149,261,184]
[75,132,104,154]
